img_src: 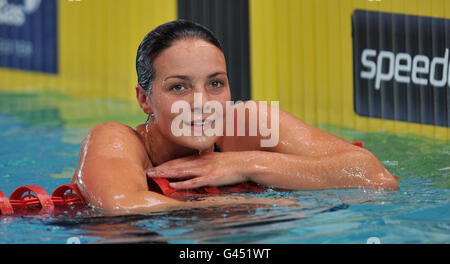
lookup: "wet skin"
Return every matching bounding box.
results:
[71,39,398,213]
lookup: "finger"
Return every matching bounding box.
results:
[169,177,211,190]
[155,155,204,170]
[170,173,245,190]
[147,167,207,179]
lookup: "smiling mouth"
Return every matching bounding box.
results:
[183,119,214,127]
[182,119,216,133]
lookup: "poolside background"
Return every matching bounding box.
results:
[0,0,448,139]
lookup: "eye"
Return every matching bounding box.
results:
[210,80,224,88]
[171,84,185,92]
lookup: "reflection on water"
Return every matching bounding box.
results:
[44,188,403,244]
[47,202,321,243]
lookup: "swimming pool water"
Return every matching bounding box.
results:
[0,93,449,244]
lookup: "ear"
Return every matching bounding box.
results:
[136,84,153,115]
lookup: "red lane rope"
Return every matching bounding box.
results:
[10,185,55,213]
[0,184,85,216]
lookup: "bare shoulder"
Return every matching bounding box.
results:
[88,121,143,145]
[70,121,150,185]
[83,121,148,162]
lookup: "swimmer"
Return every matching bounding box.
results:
[70,20,398,214]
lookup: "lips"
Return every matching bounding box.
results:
[183,119,214,132]
[183,115,216,126]
[184,119,213,126]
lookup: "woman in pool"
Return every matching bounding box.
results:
[71,20,398,212]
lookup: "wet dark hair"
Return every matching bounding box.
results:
[136,20,223,94]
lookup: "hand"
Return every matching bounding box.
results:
[146,151,252,190]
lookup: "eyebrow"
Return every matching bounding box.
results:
[207,72,226,78]
[164,71,226,81]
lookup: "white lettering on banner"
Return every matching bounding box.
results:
[360,48,450,89]
[0,38,33,57]
[0,0,41,27]
[360,49,377,79]
[375,50,395,89]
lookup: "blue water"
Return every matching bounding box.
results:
[1,113,449,244]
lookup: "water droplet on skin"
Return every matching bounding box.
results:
[114,194,125,200]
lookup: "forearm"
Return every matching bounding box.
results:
[102,190,297,215]
[245,150,398,190]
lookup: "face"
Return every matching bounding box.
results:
[138,38,231,151]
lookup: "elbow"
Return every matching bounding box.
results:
[378,167,399,190]
[100,191,182,213]
[351,150,399,191]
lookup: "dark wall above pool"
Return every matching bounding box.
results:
[178,0,251,102]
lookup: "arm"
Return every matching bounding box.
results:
[71,121,182,212]
[245,149,398,190]
[148,101,398,190]
[241,101,398,190]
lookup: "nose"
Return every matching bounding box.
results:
[190,85,213,115]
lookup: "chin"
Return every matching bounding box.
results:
[177,135,217,151]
